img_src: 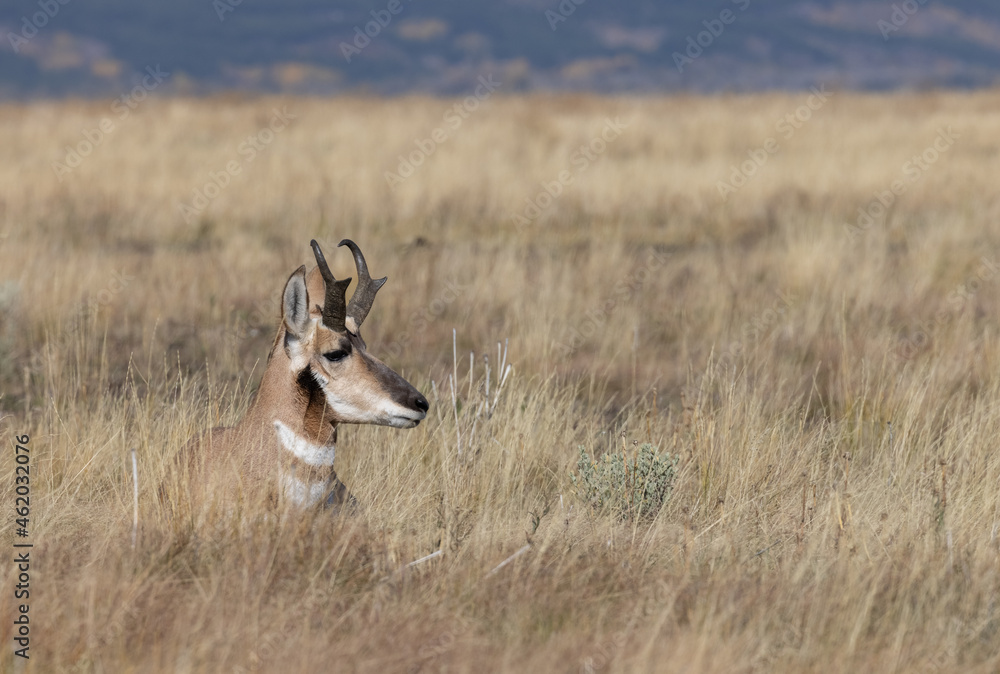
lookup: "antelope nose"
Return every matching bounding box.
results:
[413,394,429,414]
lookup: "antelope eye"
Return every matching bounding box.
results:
[323,349,349,362]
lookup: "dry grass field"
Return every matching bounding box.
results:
[1,89,999,673]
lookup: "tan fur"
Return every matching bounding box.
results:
[171,248,428,517]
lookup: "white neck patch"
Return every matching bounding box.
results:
[273,420,336,467]
[279,469,328,508]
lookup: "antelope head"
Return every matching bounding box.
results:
[280,239,429,428]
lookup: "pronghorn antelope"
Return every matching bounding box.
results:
[176,239,428,513]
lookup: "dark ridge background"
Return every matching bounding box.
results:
[1,0,999,98]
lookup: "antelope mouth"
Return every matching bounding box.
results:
[388,411,426,429]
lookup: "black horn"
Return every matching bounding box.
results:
[338,239,386,330]
[310,239,351,331]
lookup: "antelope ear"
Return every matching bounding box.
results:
[282,265,310,338]
[305,265,326,317]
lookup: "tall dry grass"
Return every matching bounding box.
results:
[0,90,999,672]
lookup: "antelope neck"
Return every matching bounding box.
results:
[247,344,339,456]
[262,362,339,508]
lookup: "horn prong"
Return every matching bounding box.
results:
[338,239,386,330]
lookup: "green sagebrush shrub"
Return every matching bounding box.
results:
[571,444,678,521]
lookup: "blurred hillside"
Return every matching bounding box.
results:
[2,0,999,97]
